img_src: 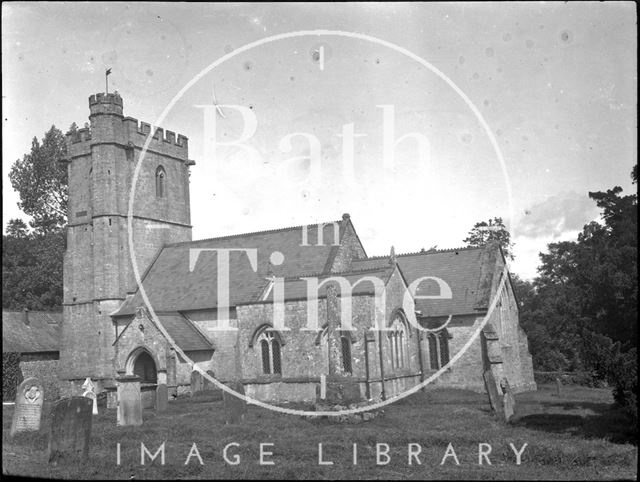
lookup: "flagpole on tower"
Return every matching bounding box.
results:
[105,68,112,94]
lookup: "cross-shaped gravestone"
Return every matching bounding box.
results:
[82,377,98,415]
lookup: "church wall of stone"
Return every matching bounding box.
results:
[426,320,486,392]
[112,312,170,376]
[330,219,367,273]
[375,267,422,398]
[485,253,537,394]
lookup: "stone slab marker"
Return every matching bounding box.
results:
[482,370,504,417]
[11,377,44,436]
[156,384,168,412]
[116,376,142,426]
[190,370,203,396]
[47,397,92,464]
[555,377,563,398]
[223,381,247,424]
[501,379,516,423]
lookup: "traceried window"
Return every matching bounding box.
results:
[389,312,408,369]
[155,165,166,198]
[427,330,450,370]
[258,331,281,375]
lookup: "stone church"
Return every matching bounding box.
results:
[57,91,536,403]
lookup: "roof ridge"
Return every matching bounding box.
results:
[364,245,481,260]
[163,218,344,248]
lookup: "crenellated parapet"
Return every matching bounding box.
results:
[64,92,190,162]
[122,117,189,160]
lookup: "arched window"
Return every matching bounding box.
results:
[258,331,281,375]
[155,166,166,198]
[427,330,450,370]
[389,312,408,369]
[341,336,352,374]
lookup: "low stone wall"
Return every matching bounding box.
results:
[245,382,317,402]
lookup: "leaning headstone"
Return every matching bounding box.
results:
[555,377,563,398]
[223,381,247,424]
[116,376,142,426]
[82,377,98,415]
[190,370,203,396]
[47,397,92,464]
[11,377,44,436]
[501,380,516,423]
[156,384,168,412]
[482,370,504,417]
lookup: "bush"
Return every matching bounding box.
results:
[2,352,23,401]
[608,348,637,424]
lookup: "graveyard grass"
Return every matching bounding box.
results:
[3,384,637,480]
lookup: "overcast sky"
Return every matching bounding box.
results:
[2,2,637,280]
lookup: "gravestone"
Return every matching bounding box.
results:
[482,370,504,417]
[501,379,516,423]
[82,377,98,415]
[11,377,44,436]
[47,397,92,464]
[555,377,563,397]
[156,384,168,412]
[190,370,203,396]
[116,376,142,426]
[223,381,247,424]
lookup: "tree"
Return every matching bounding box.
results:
[8,125,69,234]
[463,216,514,259]
[2,227,65,310]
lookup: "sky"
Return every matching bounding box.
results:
[2,2,637,280]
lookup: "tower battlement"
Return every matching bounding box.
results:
[89,92,123,107]
[66,93,189,159]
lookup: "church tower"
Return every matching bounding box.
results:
[58,92,194,392]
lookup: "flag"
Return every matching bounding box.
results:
[106,68,112,76]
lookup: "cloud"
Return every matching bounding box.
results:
[515,191,601,239]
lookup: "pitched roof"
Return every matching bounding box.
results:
[157,314,214,351]
[352,246,489,317]
[113,219,348,316]
[2,310,61,353]
[260,266,395,303]
[114,312,214,351]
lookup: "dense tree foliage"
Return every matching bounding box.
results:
[463,216,514,260]
[514,165,637,419]
[2,222,65,310]
[3,125,69,310]
[8,125,68,234]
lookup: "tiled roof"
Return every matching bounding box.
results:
[352,246,489,317]
[2,310,61,353]
[157,313,214,351]
[261,267,394,302]
[113,220,346,316]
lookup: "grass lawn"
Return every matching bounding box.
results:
[2,383,637,480]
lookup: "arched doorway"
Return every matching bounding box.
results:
[133,351,157,384]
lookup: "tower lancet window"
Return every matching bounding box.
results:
[156,165,166,198]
